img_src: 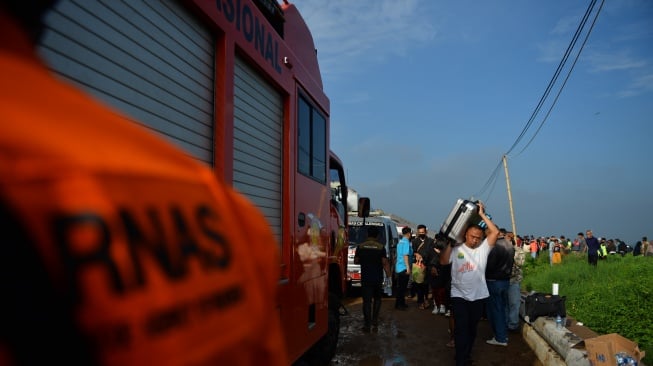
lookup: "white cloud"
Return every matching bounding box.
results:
[297,0,437,76]
[536,39,568,63]
[631,73,653,89]
[586,50,647,72]
[616,73,653,98]
[551,15,580,36]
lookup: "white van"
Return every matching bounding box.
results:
[347,216,400,290]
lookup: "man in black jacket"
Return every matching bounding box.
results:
[429,233,450,315]
[412,224,435,309]
[585,230,601,265]
[355,225,392,332]
[485,228,515,346]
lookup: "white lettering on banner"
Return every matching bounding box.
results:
[348,221,384,227]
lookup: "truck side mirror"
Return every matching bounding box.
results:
[358,197,370,218]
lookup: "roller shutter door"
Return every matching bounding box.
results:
[233,56,283,240]
[37,0,215,165]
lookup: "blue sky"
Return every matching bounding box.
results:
[296,0,653,245]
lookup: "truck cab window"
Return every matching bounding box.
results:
[298,95,326,182]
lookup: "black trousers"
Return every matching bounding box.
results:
[395,271,409,308]
[588,254,598,266]
[451,297,485,366]
[415,281,429,304]
[361,282,383,327]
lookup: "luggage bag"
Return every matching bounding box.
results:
[523,292,566,323]
[439,199,480,244]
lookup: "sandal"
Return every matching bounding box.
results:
[419,302,430,310]
[446,339,455,348]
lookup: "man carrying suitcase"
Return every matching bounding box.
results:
[440,202,498,366]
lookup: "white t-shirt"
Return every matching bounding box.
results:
[449,239,491,301]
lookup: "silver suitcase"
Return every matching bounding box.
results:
[439,199,480,244]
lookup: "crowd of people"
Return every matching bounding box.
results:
[517,231,652,265]
[355,203,510,365]
[354,206,651,366]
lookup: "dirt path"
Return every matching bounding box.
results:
[332,295,543,366]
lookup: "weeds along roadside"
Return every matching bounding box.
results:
[521,251,652,363]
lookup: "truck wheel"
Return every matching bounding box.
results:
[297,293,340,365]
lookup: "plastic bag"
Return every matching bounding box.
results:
[411,259,425,284]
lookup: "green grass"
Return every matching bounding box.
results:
[522,252,652,363]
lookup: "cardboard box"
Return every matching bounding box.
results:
[584,333,645,365]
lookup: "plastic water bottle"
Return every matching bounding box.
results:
[383,277,392,296]
[555,314,562,330]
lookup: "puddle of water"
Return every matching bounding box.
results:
[355,355,408,366]
[334,298,413,365]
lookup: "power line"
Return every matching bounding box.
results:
[515,0,605,156]
[505,0,598,157]
[474,159,502,199]
[475,0,604,203]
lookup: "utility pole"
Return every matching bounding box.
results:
[502,155,517,237]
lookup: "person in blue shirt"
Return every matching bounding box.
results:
[395,227,413,310]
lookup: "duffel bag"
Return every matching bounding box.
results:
[524,292,566,323]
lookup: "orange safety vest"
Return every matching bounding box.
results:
[0,12,287,366]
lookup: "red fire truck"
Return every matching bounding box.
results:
[38,0,351,363]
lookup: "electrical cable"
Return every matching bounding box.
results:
[483,163,501,204]
[504,0,597,157]
[473,0,603,209]
[474,159,502,199]
[515,0,604,156]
